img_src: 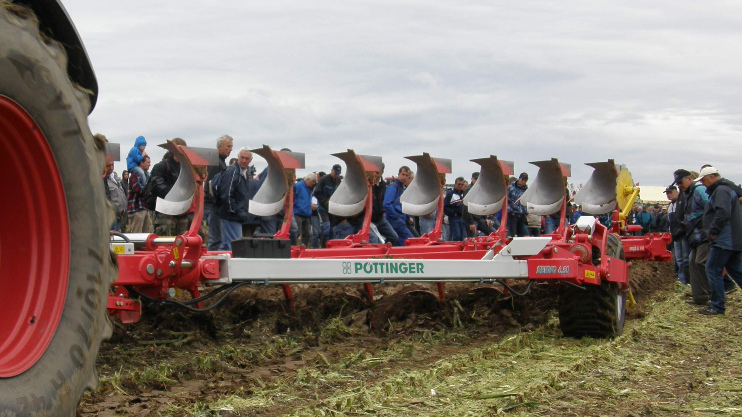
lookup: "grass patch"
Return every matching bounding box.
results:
[191,285,742,416]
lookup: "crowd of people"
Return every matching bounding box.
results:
[102,137,742,315]
[103,135,529,249]
[666,167,742,316]
[101,135,654,247]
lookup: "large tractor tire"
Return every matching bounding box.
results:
[558,234,627,338]
[0,3,114,415]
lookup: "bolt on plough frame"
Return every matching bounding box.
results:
[109,142,669,338]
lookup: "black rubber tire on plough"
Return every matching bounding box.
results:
[558,234,627,338]
[0,3,114,415]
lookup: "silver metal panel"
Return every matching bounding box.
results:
[520,159,566,216]
[574,160,618,215]
[110,242,134,255]
[400,153,448,216]
[105,142,120,161]
[249,145,294,217]
[222,256,530,284]
[328,150,377,217]
[187,147,220,166]
[156,141,196,216]
[464,156,509,216]
[495,236,552,257]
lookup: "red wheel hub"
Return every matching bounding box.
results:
[0,96,70,377]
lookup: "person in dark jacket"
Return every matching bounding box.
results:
[697,167,742,315]
[217,147,259,250]
[654,205,669,233]
[204,134,233,250]
[444,177,467,241]
[293,173,317,247]
[637,206,653,235]
[370,166,398,245]
[150,138,188,236]
[675,168,711,305]
[463,172,496,237]
[665,185,688,285]
[313,164,342,247]
[507,172,529,237]
[666,185,687,284]
[383,166,414,246]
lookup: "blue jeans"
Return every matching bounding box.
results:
[317,207,332,244]
[332,221,357,240]
[387,216,413,246]
[472,217,496,237]
[372,218,398,245]
[705,246,742,314]
[420,213,436,235]
[673,239,689,284]
[204,202,222,251]
[544,216,560,234]
[110,217,121,232]
[448,216,466,242]
[259,215,282,236]
[311,215,321,248]
[220,219,243,251]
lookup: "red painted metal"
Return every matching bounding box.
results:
[436,282,446,301]
[621,233,672,261]
[274,185,293,240]
[282,284,295,309]
[104,145,665,324]
[363,283,374,304]
[107,295,142,324]
[0,96,70,377]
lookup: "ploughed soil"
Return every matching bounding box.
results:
[79,261,725,416]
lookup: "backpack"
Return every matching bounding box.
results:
[141,178,157,211]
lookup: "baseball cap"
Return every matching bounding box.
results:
[672,169,691,185]
[664,185,677,193]
[332,164,342,174]
[695,166,720,182]
[519,172,528,180]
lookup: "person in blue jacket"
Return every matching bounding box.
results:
[383,166,413,246]
[126,135,147,171]
[126,135,148,186]
[293,173,317,247]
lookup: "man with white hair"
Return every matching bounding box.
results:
[217,147,259,250]
[293,172,318,247]
[696,166,742,315]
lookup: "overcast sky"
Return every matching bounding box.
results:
[64,0,742,188]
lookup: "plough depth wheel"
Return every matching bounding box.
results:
[558,234,627,338]
[0,4,113,415]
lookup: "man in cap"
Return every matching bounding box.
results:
[313,164,342,247]
[695,167,742,315]
[673,168,711,305]
[507,172,529,237]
